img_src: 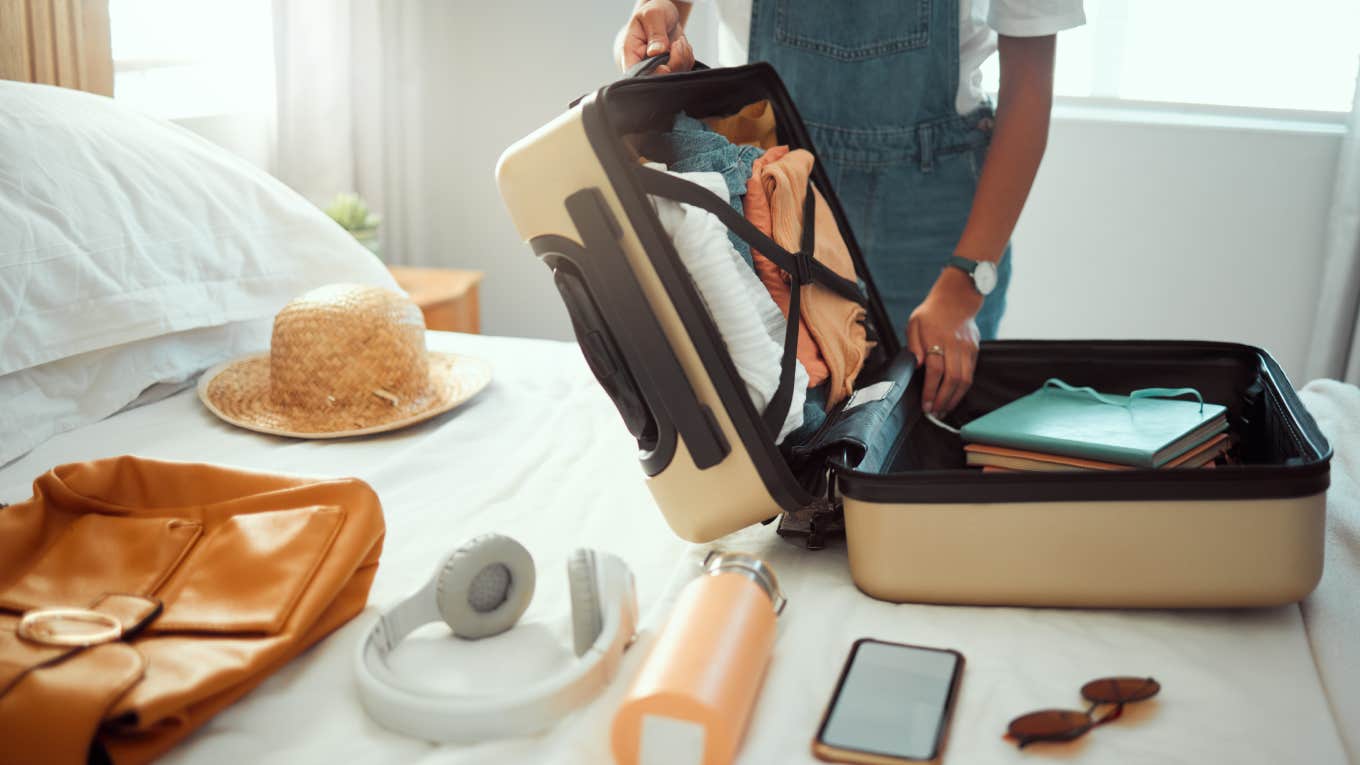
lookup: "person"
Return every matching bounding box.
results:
[617,0,1083,416]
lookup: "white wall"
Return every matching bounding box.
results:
[1002,106,1344,383]
[412,2,621,345]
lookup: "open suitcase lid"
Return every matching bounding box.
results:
[574,58,908,526]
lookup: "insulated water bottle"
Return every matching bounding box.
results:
[611,550,785,765]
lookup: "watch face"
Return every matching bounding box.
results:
[973,261,998,296]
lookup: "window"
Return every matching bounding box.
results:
[110,0,275,120]
[982,0,1360,114]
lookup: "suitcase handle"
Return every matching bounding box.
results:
[623,52,670,79]
[570,54,712,108]
[622,52,711,79]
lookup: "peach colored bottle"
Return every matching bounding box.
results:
[611,551,785,765]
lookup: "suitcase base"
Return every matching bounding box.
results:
[844,494,1324,607]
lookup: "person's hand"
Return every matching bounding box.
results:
[906,267,984,416]
[616,0,695,74]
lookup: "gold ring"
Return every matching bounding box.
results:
[927,345,945,357]
[17,608,123,647]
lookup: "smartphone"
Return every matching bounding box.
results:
[812,639,965,765]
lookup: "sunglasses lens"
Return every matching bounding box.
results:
[1082,676,1160,704]
[1008,709,1092,743]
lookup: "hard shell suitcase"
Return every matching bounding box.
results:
[495,59,1331,608]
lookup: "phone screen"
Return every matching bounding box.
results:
[817,639,963,761]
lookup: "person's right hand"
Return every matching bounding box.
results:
[616,0,695,75]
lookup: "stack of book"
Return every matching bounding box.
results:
[959,382,1232,473]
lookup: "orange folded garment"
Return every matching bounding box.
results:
[750,147,869,408]
[703,100,779,150]
[745,145,830,390]
[0,456,385,765]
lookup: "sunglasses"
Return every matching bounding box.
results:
[1006,676,1160,748]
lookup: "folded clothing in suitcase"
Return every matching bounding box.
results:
[496,60,1331,608]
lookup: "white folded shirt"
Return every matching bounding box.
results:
[647,166,808,444]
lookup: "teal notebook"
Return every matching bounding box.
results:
[959,379,1229,468]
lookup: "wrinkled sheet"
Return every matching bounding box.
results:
[1299,380,1360,763]
[0,333,1350,764]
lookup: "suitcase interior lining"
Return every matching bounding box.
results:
[855,343,1321,474]
[821,340,1332,504]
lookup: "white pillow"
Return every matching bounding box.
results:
[0,322,271,465]
[0,81,396,376]
[0,81,398,462]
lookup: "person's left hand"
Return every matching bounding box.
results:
[906,267,984,416]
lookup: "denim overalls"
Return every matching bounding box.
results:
[747,0,1012,339]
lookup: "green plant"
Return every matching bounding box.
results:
[324,192,381,233]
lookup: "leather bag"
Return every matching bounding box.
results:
[0,456,385,764]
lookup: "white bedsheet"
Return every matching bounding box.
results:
[0,332,1353,765]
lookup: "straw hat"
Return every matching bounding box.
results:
[198,283,491,438]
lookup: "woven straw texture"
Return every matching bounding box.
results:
[199,284,491,438]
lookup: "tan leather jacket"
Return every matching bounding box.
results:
[0,456,385,765]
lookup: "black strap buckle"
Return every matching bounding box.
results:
[791,249,814,285]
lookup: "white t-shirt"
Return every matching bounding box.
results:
[692,0,1085,114]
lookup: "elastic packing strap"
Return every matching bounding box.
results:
[1043,378,1205,413]
[633,165,866,305]
[635,164,845,439]
[761,180,816,438]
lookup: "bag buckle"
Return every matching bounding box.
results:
[17,608,124,648]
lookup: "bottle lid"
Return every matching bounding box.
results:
[702,550,787,616]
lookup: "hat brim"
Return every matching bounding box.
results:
[197,351,492,439]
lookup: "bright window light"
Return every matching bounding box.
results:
[981,0,1360,114]
[110,0,275,119]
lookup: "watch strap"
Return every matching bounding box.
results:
[946,255,980,275]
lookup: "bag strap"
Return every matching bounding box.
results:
[636,164,848,439]
[1042,378,1206,413]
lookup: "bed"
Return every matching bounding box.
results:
[0,330,1354,764]
[2,13,1357,763]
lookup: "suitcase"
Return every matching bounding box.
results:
[495,58,1331,608]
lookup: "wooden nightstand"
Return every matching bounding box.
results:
[389,267,483,334]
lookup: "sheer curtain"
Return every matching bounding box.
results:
[1305,64,1360,385]
[271,0,429,266]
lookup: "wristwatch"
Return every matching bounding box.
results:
[946,255,998,296]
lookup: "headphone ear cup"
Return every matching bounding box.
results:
[436,534,536,640]
[567,549,604,658]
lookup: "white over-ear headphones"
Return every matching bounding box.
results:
[354,534,638,742]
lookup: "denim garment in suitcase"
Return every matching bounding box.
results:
[496,61,1331,608]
